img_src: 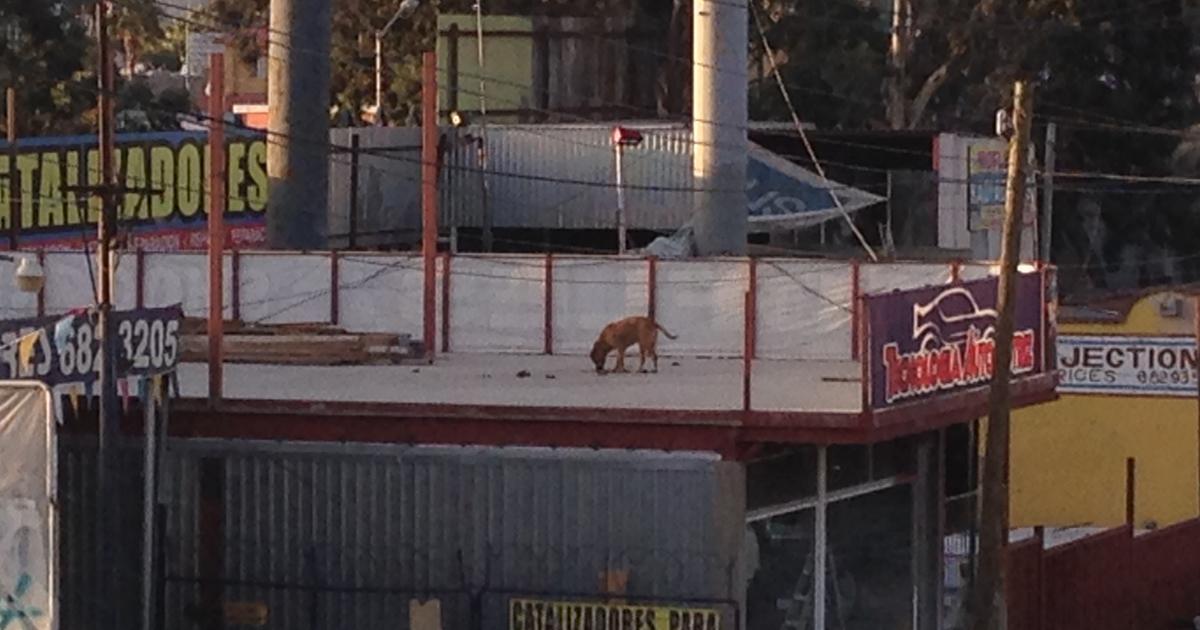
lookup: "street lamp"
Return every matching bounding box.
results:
[0,253,44,294]
[374,0,422,125]
[612,126,643,255]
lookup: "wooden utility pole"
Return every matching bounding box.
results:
[207,52,225,406]
[95,3,120,629]
[969,79,1034,630]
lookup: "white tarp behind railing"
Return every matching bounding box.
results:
[3,252,1001,361]
[0,383,55,630]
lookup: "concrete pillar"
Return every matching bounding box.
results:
[267,0,332,249]
[692,0,748,256]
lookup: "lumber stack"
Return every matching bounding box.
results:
[181,318,425,366]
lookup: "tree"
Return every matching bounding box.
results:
[750,0,888,129]
[112,0,166,76]
[0,1,93,136]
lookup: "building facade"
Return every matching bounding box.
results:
[1010,290,1200,529]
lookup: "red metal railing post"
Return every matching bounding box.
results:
[420,51,438,362]
[330,251,340,326]
[850,261,861,360]
[743,289,752,412]
[747,258,757,360]
[440,253,451,353]
[544,253,553,354]
[647,256,657,320]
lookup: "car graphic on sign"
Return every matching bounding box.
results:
[912,287,998,352]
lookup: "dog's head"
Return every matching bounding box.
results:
[590,340,608,373]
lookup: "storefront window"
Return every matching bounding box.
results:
[745,438,923,630]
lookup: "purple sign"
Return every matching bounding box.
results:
[866,273,1045,408]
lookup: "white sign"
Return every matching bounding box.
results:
[185,32,225,76]
[1058,335,1198,397]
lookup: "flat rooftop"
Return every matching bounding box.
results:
[178,354,862,413]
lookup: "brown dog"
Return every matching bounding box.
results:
[590,316,677,373]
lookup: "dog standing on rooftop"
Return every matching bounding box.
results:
[590,315,677,374]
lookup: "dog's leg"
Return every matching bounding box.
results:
[637,345,648,373]
[615,345,629,372]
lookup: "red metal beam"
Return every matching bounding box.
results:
[421,51,438,363]
[169,403,746,456]
[70,370,1056,457]
[544,253,553,354]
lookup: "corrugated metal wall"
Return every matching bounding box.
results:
[60,437,740,630]
[440,124,696,231]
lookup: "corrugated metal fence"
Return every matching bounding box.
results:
[1006,521,1200,630]
[58,436,741,630]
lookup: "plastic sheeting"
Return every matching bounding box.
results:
[756,261,853,361]
[552,258,649,355]
[9,252,1002,361]
[0,383,55,630]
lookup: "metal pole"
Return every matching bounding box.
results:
[207,52,225,407]
[374,34,383,124]
[474,0,493,252]
[95,3,121,629]
[422,51,438,362]
[615,143,626,254]
[1040,123,1056,263]
[692,0,748,256]
[969,79,1034,630]
[815,445,828,630]
[140,379,157,630]
[6,86,17,250]
[266,0,331,249]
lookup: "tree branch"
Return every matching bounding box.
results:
[907,59,953,129]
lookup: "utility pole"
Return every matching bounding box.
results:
[1040,122,1056,263]
[6,87,17,250]
[95,3,121,629]
[267,0,331,249]
[969,79,1034,630]
[208,52,226,407]
[692,0,748,256]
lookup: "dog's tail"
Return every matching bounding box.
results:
[655,321,678,340]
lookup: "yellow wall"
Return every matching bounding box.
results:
[1009,292,1200,529]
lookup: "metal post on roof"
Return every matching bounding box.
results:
[422,51,439,362]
